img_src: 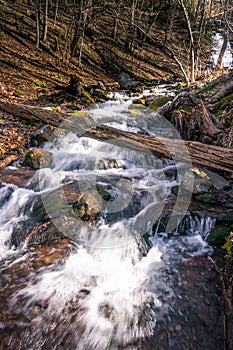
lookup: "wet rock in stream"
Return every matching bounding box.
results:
[0,168,35,189]
[24,148,52,170]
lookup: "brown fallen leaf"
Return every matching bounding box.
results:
[0,155,18,167]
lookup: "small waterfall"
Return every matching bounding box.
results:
[0,97,222,349]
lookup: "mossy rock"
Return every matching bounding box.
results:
[166,85,178,91]
[81,90,92,102]
[207,225,231,246]
[24,149,52,170]
[194,191,216,203]
[149,96,172,111]
[126,109,143,116]
[72,110,91,117]
[96,183,112,201]
[130,103,145,109]
[214,92,233,117]
[66,103,81,110]
[132,99,146,106]
[72,191,102,221]
[33,183,103,223]
[92,89,110,102]
[143,79,152,86]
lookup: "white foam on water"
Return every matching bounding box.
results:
[16,239,163,349]
[0,185,35,258]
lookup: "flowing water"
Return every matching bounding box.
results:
[0,97,224,349]
[211,32,233,68]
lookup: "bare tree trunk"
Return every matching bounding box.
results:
[130,0,137,51]
[35,0,40,48]
[71,0,84,57]
[78,0,91,67]
[179,0,195,84]
[54,0,59,26]
[112,16,118,40]
[42,0,48,42]
[216,31,229,68]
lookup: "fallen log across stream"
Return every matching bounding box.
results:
[0,100,233,173]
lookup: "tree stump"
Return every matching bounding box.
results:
[68,74,82,96]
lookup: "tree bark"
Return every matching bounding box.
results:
[0,101,233,173]
[216,32,229,68]
[53,0,59,26]
[179,0,195,84]
[42,0,48,42]
[35,0,40,48]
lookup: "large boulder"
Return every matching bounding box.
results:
[181,166,230,195]
[32,181,104,224]
[179,166,233,206]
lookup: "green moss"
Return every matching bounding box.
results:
[2,58,17,66]
[81,90,92,102]
[225,234,233,255]
[195,192,215,202]
[199,84,214,93]
[96,183,111,201]
[13,91,23,98]
[149,96,171,111]
[66,103,80,110]
[72,110,91,117]
[139,99,145,105]
[214,93,233,118]
[130,103,144,108]
[223,233,233,279]
[207,225,230,246]
[92,90,109,102]
[126,109,143,116]
[29,80,47,87]
[217,92,233,110]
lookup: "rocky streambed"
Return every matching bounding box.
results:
[0,79,233,349]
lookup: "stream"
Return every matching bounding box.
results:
[0,93,224,349]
